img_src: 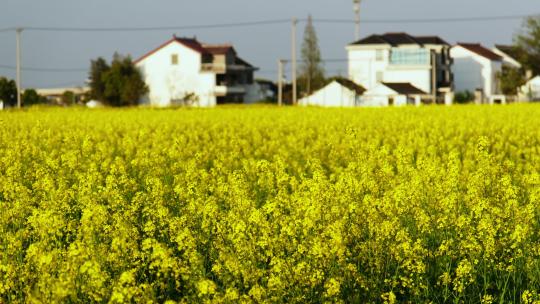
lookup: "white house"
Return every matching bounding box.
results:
[135,36,258,107]
[360,82,427,106]
[346,33,453,104]
[518,75,540,101]
[451,43,503,102]
[492,45,522,69]
[299,78,366,107]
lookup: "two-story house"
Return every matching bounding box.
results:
[134,36,258,107]
[346,32,453,104]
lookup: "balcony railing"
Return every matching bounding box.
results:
[214,85,246,96]
[201,63,254,73]
[201,63,226,73]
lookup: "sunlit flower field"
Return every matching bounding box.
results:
[1,105,540,303]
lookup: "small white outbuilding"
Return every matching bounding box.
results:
[299,78,366,107]
[360,82,427,106]
[86,100,104,108]
[518,76,540,102]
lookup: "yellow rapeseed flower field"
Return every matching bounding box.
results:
[1,105,540,303]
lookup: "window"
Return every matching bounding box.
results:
[389,49,429,65]
[376,71,383,82]
[376,50,384,61]
[171,54,179,65]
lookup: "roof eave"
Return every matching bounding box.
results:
[134,38,177,64]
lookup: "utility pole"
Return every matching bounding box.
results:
[291,17,298,105]
[431,50,437,104]
[16,28,23,109]
[353,0,361,41]
[277,59,285,106]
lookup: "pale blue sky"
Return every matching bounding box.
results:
[0,0,538,88]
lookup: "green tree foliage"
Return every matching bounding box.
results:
[497,66,526,95]
[61,90,76,106]
[22,89,48,106]
[89,57,110,102]
[0,77,17,106]
[89,54,147,106]
[299,15,325,96]
[516,16,540,75]
[103,54,148,106]
[454,91,474,104]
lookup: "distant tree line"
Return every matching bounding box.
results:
[0,77,49,107]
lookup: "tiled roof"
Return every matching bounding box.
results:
[382,82,427,95]
[134,36,209,63]
[457,43,503,61]
[350,33,448,46]
[176,37,209,54]
[334,78,366,95]
[202,44,235,55]
[415,36,450,45]
[235,57,255,68]
[494,44,521,60]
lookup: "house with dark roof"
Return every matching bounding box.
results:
[450,43,503,102]
[134,36,258,107]
[346,32,453,105]
[299,78,366,107]
[360,82,428,106]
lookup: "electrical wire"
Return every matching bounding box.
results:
[0,14,534,33]
[314,14,534,24]
[21,19,291,32]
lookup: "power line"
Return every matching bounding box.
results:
[0,14,534,33]
[17,19,291,32]
[313,14,534,24]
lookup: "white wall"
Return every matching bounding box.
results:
[347,45,434,94]
[519,76,540,101]
[299,81,358,107]
[347,46,390,90]
[136,42,217,107]
[384,68,431,94]
[359,83,412,107]
[451,46,501,98]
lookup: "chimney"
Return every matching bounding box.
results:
[526,69,534,80]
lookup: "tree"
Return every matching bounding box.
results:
[90,54,147,106]
[89,57,110,102]
[0,77,17,107]
[498,66,526,95]
[516,16,540,75]
[22,89,48,106]
[454,91,474,104]
[299,15,325,96]
[61,90,76,106]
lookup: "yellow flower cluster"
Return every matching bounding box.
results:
[1,105,540,302]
